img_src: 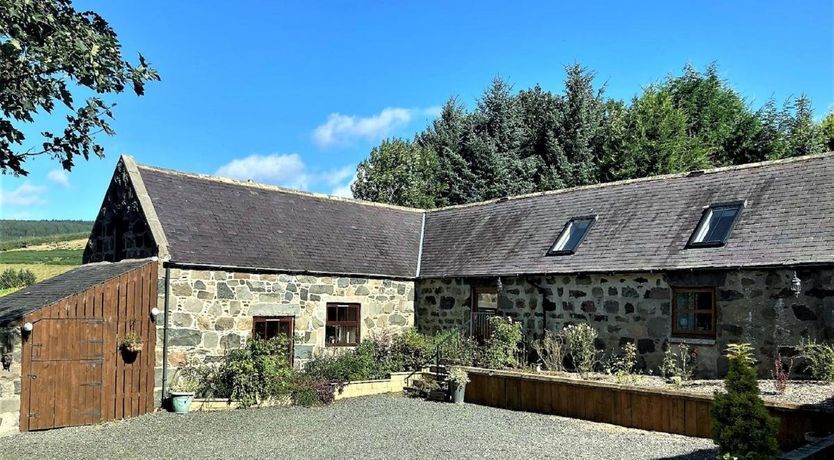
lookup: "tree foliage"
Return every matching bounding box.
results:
[352,64,830,207]
[351,138,438,208]
[711,343,779,460]
[0,0,159,176]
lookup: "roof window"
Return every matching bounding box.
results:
[548,216,595,255]
[687,202,744,248]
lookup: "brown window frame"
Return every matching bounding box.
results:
[671,287,717,338]
[325,303,361,347]
[252,316,295,365]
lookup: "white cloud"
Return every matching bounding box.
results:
[215,153,356,197]
[0,181,48,207]
[47,169,71,188]
[312,106,441,148]
[216,153,309,189]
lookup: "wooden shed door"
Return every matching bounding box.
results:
[28,318,105,430]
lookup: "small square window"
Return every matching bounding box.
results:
[548,216,595,255]
[325,303,360,347]
[688,203,743,247]
[672,288,716,338]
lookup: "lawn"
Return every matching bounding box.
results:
[0,395,717,460]
[0,249,83,265]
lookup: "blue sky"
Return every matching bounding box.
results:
[2,0,832,220]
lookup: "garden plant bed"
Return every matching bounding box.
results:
[461,367,834,450]
[536,371,834,408]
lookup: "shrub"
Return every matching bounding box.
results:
[303,339,393,382]
[390,328,433,370]
[532,330,566,372]
[478,316,523,369]
[447,367,470,385]
[711,343,779,460]
[771,352,793,394]
[562,323,599,378]
[606,342,638,384]
[292,376,336,407]
[660,343,696,385]
[434,330,477,366]
[18,269,35,286]
[796,338,834,382]
[216,337,295,408]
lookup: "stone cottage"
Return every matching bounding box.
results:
[80,152,834,403]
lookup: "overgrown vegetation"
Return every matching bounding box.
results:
[0,267,36,289]
[711,343,779,460]
[480,316,523,370]
[352,64,834,207]
[660,343,697,385]
[562,323,600,378]
[532,330,566,372]
[796,338,834,382]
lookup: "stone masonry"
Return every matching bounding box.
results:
[0,326,22,435]
[156,267,415,401]
[416,268,834,377]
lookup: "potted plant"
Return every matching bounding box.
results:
[169,368,199,414]
[121,332,143,353]
[447,367,470,404]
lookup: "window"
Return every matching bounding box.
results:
[672,288,716,337]
[688,203,743,247]
[472,286,498,311]
[326,303,360,346]
[253,316,294,364]
[548,216,595,255]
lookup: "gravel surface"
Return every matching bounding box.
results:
[0,395,716,460]
[541,371,834,408]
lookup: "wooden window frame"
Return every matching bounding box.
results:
[252,316,295,365]
[325,303,361,347]
[671,287,717,338]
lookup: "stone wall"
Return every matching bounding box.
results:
[0,327,22,435]
[157,267,416,396]
[83,159,156,264]
[416,268,834,377]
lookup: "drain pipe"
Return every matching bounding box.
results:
[160,264,172,405]
[527,278,552,339]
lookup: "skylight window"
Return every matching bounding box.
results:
[548,216,595,255]
[687,202,744,247]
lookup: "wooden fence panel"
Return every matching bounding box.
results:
[19,262,157,431]
[461,368,833,450]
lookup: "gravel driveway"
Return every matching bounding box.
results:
[0,395,716,460]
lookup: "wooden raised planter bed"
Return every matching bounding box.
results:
[191,372,412,411]
[461,367,834,450]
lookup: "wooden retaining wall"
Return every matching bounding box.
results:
[462,367,834,450]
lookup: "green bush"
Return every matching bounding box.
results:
[796,338,834,382]
[532,330,567,372]
[478,316,523,369]
[0,268,36,289]
[291,376,335,407]
[562,323,600,378]
[303,339,394,382]
[390,328,433,370]
[711,343,779,460]
[216,337,295,408]
[434,329,477,366]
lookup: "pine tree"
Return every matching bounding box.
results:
[711,343,779,460]
[821,111,834,152]
[785,95,825,157]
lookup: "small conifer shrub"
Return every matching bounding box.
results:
[711,343,779,460]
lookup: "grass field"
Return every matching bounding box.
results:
[0,249,84,265]
[0,232,90,251]
[0,264,77,297]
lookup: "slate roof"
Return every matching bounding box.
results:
[136,165,424,278]
[419,153,834,277]
[0,259,153,325]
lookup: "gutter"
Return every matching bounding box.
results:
[160,265,172,405]
[163,261,415,281]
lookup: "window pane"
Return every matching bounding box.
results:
[254,321,267,340]
[675,291,693,310]
[676,309,693,331]
[327,306,337,321]
[705,208,738,242]
[347,306,358,321]
[553,218,593,252]
[695,313,713,332]
[477,291,498,309]
[695,291,712,309]
[326,325,337,344]
[278,321,290,335]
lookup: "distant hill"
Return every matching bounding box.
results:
[0,219,93,242]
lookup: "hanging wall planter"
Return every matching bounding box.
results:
[121,332,143,353]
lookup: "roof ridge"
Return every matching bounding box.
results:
[428,151,834,212]
[134,162,425,213]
